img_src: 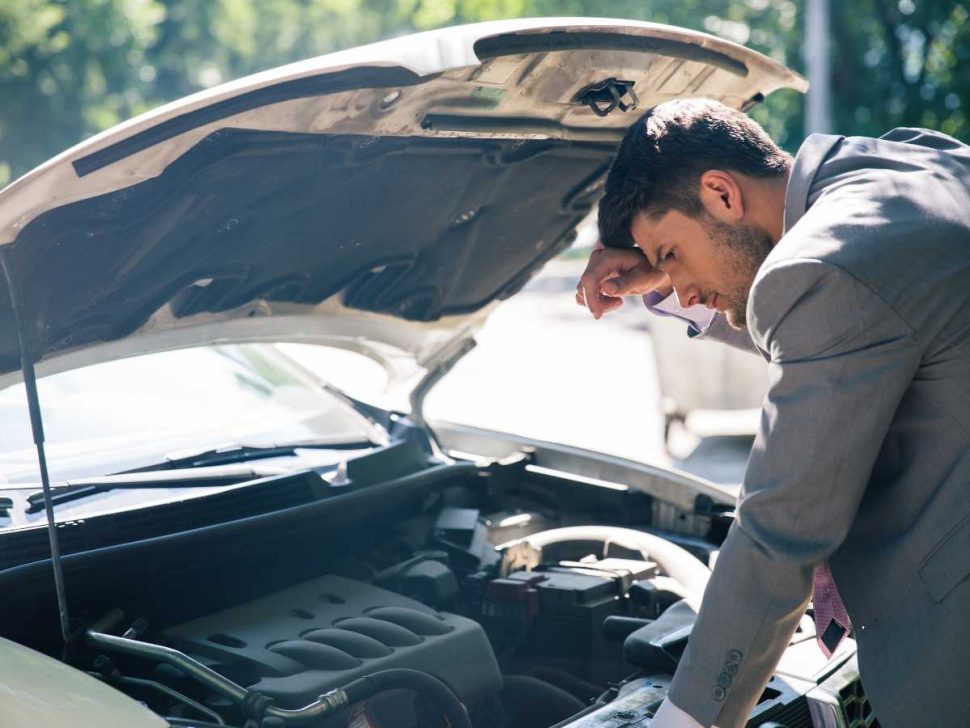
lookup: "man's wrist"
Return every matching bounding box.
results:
[651,697,714,728]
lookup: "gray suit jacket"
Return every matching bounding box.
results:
[668,128,970,728]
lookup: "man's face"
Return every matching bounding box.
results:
[629,208,773,329]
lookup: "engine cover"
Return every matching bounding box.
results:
[161,575,502,708]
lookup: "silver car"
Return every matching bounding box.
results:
[0,18,871,728]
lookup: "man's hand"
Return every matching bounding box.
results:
[575,246,673,319]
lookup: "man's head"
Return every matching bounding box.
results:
[597,98,792,328]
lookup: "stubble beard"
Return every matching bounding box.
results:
[702,215,774,330]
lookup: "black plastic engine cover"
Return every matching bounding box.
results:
[161,574,502,708]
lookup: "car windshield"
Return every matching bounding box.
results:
[0,344,377,485]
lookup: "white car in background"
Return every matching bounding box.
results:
[0,18,875,728]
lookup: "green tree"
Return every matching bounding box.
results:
[831,0,969,138]
[0,0,165,184]
[1,0,967,187]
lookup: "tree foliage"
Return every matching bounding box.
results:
[831,0,969,138]
[1,0,967,187]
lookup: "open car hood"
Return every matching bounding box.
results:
[0,18,805,391]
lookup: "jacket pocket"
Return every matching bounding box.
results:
[919,513,970,603]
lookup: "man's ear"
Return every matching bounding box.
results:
[698,170,744,222]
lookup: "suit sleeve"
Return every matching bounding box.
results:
[666,259,921,728]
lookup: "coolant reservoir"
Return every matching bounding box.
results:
[0,637,166,728]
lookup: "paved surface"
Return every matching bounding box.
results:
[426,257,756,489]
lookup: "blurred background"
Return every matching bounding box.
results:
[3,0,968,186]
[1,0,967,485]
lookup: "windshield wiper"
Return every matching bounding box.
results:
[24,465,272,513]
[135,439,375,473]
[20,440,375,513]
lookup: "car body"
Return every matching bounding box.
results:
[0,17,875,728]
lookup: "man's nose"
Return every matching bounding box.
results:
[669,270,701,308]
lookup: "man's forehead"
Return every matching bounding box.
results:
[630,209,680,248]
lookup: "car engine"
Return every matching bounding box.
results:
[161,573,503,715]
[1,439,873,728]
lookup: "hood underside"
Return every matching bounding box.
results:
[0,131,608,378]
[0,18,806,385]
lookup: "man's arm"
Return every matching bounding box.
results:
[664,259,920,728]
[576,246,761,356]
[576,246,668,318]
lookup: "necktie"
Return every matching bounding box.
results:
[813,561,851,658]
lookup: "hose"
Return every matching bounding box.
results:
[499,526,711,596]
[342,669,472,728]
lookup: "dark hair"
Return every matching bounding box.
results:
[597,98,792,248]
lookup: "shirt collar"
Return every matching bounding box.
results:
[783,133,844,233]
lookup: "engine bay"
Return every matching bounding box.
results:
[0,434,866,727]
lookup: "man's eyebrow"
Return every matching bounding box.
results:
[633,239,657,268]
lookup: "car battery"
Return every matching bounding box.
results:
[483,558,657,681]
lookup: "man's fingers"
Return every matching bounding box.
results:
[576,246,672,319]
[600,266,669,297]
[599,296,624,314]
[583,289,624,319]
[580,271,617,319]
[580,276,600,318]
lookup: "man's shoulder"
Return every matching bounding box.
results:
[784,128,970,249]
[833,127,970,167]
[813,128,970,216]
[756,206,892,311]
[876,126,970,153]
[768,133,970,322]
[747,258,857,342]
[746,258,912,362]
[750,125,970,357]
[807,127,970,209]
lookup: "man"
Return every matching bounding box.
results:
[576,98,970,727]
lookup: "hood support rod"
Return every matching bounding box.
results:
[0,250,71,651]
[410,336,477,427]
